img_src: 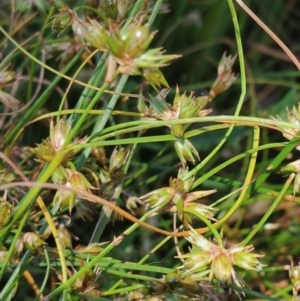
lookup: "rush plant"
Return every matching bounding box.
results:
[0,1,299,301]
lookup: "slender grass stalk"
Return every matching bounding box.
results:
[36,196,68,297]
[86,0,165,244]
[242,173,295,246]
[33,248,50,301]
[185,0,247,181]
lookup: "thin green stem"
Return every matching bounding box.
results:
[44,210,159,299]
[147,0,164,27]
[34,248,50,301]
[185,208,223,245]
[108,224,176,291]
[68,52,109,123]
[227,0,247,116]
[87,0,164,244]
[0,152,65,238]
[0,250,32,300]
[64,82,110,146]
[185,0,247,180]
[242,173,295,246]
[0,210,30,280]
[82,115,300,145]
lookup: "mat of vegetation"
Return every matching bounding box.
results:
[0,1,300,300]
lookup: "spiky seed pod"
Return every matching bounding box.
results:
[67,169,94,192]
[52,166,68,185]
[179,232,264,290]
[23,232,47,252]
[210,253,234,284]
[91,146,106,167]
[0,199,12,229]
[143,68,170,90]
[174,137,200,166]
[273,104,300,151]
[109,147,129,172]
[209,52,237,100]
[280,160,300,194]
[51,7,74,34]
[57,224,72,249]
[31,119,87,163]
[141,187,174,210]
[83,18,108,51]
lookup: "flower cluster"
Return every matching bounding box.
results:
[22,232,47,252]
[97,147,130,199]
[52,166,94,213]
[138,52,237,166]
[30,119,87,164]
[139,88,211,165]
[50,5,180,89]
[208,52,237,100]
[178,232,264,291]
[140,167,216,225]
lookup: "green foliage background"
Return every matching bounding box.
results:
[0,0,300,300]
